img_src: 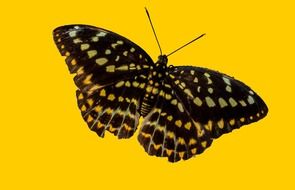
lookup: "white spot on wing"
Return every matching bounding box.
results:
[69,31,77,37]
[223,77,231,86]
[247,95,255,105]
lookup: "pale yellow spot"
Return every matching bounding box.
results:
[99,89,106,97]
[123,51,128,56]
[229,97,238,107]
[175,120,182,127]
[141,132,151,138]
[88,85,100,95]
[130,47,135,52]
[205,120,213,131]
[257,113,260,117]
[205,96,216,107]
[240,117,245,122]
[250,116,254,120]
[96,31,106,37]
[117,40,123,44]
[116,65,129,71]
[247,95,255,105]
[78,93,83,100]
[184,88,193,98]
[95,106,102,112]
[178,152,185,159]
[105,108,113,115]
[115,81,125,88]
[217,119,224,129]
[139,83,145,89]
[193,97,202,106]
[87,115,93,122]
[146,85,152,93]
[96,58,108,66]
[96,121,104,129]
[193,121,204,137]
[69,31,77,37]
[106,65,115,72]
[132,81,139,87]
[201,141,207,148]
[171,99,177,105]
[177,103,184,112]
[239,100,247,107]
[87,99,94,106]
[189,138,197,146]
[218,97,228,108]
[87,50,97,58]
[81,105,86,111]
[166,149,173,156]
[226,85,232,93]
[166,131,175,139]
[152,88,159,95]
[208,87,213,94]
[223,77,231,85]
[123,123,132,131]
[193,77,198,83]
[178,137,185,145]
[83,74,92,85]
[165,93,172,100]
[91,36,99,42]
[184,122,192,130]
[108,125,117,132]
[71,59,77,65]
[167,115,173,121]
[73,38,82,44]
[104,49,111,55]
[118,96,124,102]
[191,148,197,154]
[125,81,131,87]
[65,51,70,56]
[76,67,84,75]
[80,43,90,51]
[107,94,115,101]
[153,144,161,150]
[229,119,235,126]
[61,44,65,49]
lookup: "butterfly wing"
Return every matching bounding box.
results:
[138,66,268,162]
[53,25,153,138]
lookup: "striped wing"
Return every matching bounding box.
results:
[53,25,153,138]
[138,66,268,162]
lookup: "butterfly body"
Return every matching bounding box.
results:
[53,24,268,162]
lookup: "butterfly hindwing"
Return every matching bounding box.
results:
[138,80,213,162]
[53,25,153,138]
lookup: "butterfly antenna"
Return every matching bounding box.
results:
[145,7,162,55]
[167,33,206,57]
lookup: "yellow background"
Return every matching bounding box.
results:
[1,0,294,189]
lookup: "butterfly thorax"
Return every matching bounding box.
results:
[140,55,168,116]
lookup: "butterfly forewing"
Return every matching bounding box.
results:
[53,25,153,138]
[167,66,268,138]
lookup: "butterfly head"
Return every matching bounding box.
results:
[157,55,168,65]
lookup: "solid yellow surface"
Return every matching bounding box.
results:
[1,0,294,189]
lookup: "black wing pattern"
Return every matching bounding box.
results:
[138,66,268,162]
[53,25,153,138]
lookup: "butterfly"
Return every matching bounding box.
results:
[53,23,268,162]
